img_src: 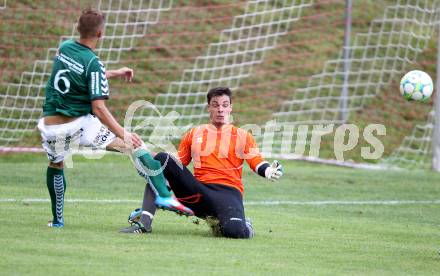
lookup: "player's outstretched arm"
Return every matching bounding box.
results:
[244,130,283,182]
[106,67,134,82]
[92,99,142,148]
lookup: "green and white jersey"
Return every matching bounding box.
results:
[43,39,109,117]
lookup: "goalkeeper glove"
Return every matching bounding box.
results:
[264,160,283,181]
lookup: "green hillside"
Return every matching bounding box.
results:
[0,0,436,164]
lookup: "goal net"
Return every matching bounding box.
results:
[0,0,438,170]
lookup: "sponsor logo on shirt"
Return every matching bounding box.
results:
[57,53,84,74]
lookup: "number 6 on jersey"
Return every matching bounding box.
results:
[54,69,71,94]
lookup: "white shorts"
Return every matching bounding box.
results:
[37,114,116,163]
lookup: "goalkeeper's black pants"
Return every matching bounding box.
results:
[154,152,251,239]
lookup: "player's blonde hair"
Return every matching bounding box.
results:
[77,8,105,39]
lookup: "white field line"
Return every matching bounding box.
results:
[1,198,440,205]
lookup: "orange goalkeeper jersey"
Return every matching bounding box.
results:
[177,124,265,194]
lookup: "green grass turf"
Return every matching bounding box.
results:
[1,153,440,275]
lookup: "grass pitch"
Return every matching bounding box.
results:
[1,153,440,275]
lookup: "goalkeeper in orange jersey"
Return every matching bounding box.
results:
[38,9,193,228]
[121,87,283,238]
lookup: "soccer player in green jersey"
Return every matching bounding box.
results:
[38,9,193,228]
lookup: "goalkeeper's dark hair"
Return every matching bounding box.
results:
[207,87,232,104]
[77,8,105,39]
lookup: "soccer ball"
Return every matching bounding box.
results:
[399,70,434,101]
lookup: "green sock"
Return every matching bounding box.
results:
[133,149,171,198]
[47,167,66,224]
